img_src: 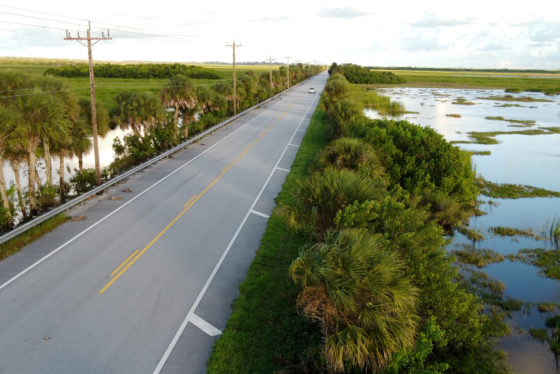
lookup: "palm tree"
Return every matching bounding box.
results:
[16,93,67,215]
[290,229,418,373]
[73,98,109,172]
[0,106,20,222]
[36,77,78,187]
[161,75,197,141]
[112,91,165,137]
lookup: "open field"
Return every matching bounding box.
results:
[369,68,560,94]
[0,57,285,110]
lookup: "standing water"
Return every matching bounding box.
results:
[366,87,560,373]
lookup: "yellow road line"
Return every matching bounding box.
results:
[183,195,197,208]
[110,250,139,277]
[99,105,293,294]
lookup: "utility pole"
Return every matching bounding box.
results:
[65,21,111,186]
[225,41,242,115]
[285,56,291,89]
[268,56,274,95]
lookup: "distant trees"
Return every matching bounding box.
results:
[329,63,405,85]
[45,63,221,80]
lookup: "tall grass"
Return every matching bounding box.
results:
[549,217,560,248]
[0,214,69,261]
[356,88,405,116]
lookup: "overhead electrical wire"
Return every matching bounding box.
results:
[0,4,197,41]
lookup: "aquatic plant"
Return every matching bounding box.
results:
[452,245,504,268]
[509,248,560,280]
[478,179,560,199]
[550,217,560,248]
[446,113,461,118]
[478,95,553,103]
[452,98,475,105]
[489,226,535,238]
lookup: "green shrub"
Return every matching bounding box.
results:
[294,167,386,234]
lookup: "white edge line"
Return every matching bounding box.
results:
[0,105,273,294]
[152,93,318,374]
[275,167,290,172]
[288,143,300,147]
[250,210,270,219]
[190,313,222,337]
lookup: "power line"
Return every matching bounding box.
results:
[0,11,82,28]
[0,3,87,22]
[0,4,196,41]
[0,19,67,32]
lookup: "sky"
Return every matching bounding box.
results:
[0,0,559,69]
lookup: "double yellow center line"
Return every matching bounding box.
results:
[99,109,290,294]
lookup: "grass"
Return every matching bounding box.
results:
[0,57,284,111]
[485,116,536,127]
[508,248,560,280]
[478,179,560,199]
[369,68,560,95]
[467,150,492,156]
[489,226,536,238]
[452,98,475,105]
[207,108,328,373]
[358,87,405,116]
[452,246,504,268]
[538,303,557,313]
[478,95,553,103]
[464,268,506,296]
[0,214,69,261]
[446,113,461,118]
[549,217,560,248]
[457,225,485,242]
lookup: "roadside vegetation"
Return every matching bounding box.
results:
[0,62,323,239]
[329,63,405,84]
[209,67,510,373]
[0,213,68,260]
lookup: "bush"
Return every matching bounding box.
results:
[319,137,386,180]
[293,167,386,234]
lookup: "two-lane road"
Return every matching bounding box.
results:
[0,72,327,373]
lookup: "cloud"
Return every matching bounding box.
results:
[246,16,290,23]
[411,15,477,28]
[0,28,63,50]
[400,34,450,52]
[478,44,505,51]
[318,7,371,19]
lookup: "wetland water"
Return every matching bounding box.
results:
[366,87,560,374]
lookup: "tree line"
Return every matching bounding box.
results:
[328,63,406,85]
[0,63,323,233]
[44,63,221,79]
[282,72,509,372]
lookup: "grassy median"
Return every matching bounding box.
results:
[206,108,328,373]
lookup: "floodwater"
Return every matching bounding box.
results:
[365,87,560,373]
[2,127,131,193]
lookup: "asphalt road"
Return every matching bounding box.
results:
[0,72,327,374]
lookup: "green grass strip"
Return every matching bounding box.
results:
[0,213,69,261]
[207,109,328,373]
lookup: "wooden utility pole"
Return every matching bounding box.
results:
[65,21,111,186]
[225,41,242,115]
[286,56,291,89]
[268,56,274,95]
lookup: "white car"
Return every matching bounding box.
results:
[308,87,316,94]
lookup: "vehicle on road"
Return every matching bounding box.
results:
[308,87,316,94]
